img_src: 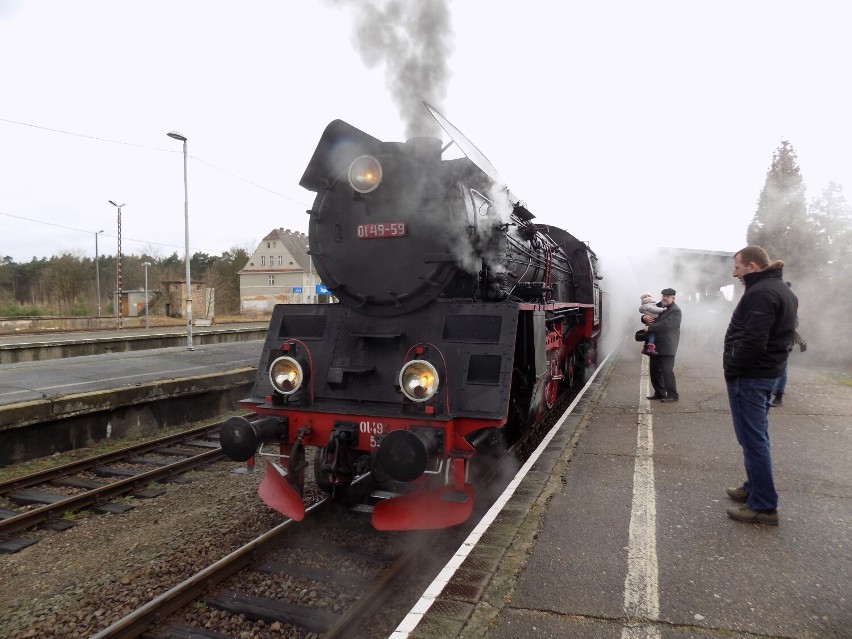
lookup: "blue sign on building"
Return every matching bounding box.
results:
[316,284,329,295]
[292,287,303,294]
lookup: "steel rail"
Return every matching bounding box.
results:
[89,499,331,639]
[0,447,225,536]
[324,548,418,639]
[0,421,231,494]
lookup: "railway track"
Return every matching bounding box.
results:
[83,386,585,639]
[87,486,429,639]
[0,421,242,553]
[0,379,588,638]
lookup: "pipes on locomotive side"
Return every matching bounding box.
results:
[219,415,288,462]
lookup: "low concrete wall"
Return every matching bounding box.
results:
[0,327,267,364]
[0,316,119,333]
[0,368,256,467]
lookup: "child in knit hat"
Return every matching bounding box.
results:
[639,293,665,355]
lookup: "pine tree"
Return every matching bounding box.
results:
[808,181,852,284]
[803,182,852,360]
[747,140,816,279]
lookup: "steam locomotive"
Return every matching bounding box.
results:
[221,105,602,530]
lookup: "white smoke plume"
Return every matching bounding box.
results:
[327,0,454,139]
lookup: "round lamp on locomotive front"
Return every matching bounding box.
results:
[399,360,440,402]
[269,356,306,395]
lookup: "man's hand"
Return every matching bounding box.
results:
[642,315,655,323]
[799,341,807,352]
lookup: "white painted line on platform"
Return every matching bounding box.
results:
[391,347,616,639]
[0,360,258,400]
[621,356,661,639]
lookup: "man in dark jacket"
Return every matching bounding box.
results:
[723,246,798,525]
[642,287,681,402]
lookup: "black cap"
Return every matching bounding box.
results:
[661,288,676,296]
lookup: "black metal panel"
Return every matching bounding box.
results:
[466,354,502,385]
[249,301,519,420]
[277,314,326,339]
[442,315,502,343]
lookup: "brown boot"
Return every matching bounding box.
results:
[770,393,783,407]
[727,506,779,525]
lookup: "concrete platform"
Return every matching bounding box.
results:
[0,341,264,466]
[0,322,268,363]
[400,341,852,639]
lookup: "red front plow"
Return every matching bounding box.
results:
[258,461,306,522]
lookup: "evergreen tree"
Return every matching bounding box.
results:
[803,182,852,360]
[747,140,817,279]
[808,181,852,283]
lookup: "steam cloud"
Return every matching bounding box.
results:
[329,0,454,139]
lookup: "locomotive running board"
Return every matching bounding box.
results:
[258,461,305,522]
[371,483,474,530]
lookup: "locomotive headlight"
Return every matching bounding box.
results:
[269,356,305,395]
[348,155,382,193]
[399,360,440,402]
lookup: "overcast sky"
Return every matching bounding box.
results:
[2,0,850,267]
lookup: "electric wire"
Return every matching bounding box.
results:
[0,117,311,207]
[0,116,312,254]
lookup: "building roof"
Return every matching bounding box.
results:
[242,228,311,272]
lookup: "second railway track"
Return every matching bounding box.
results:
[0,420,244,552]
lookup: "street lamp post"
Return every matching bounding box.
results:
[108,201,125,329]
[142,261,151,330]
[167,130,193,351]
[306,244,313,303]
[94,229,104,317]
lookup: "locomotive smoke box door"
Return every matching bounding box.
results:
[310,174,458,316]
[305,117,467,316]
[303,107,523,317]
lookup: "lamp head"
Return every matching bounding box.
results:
[108,200,126,208]
[167,131,187,142]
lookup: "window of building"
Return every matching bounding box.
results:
[268,275,275,285]
[261,256,266,266]
[278,255,283,266]
[267,242,271,249]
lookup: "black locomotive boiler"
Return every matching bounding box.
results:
[221,106,603,530]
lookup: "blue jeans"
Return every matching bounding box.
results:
[726,376,778,511]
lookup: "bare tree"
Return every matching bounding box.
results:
[44,252,89,315]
